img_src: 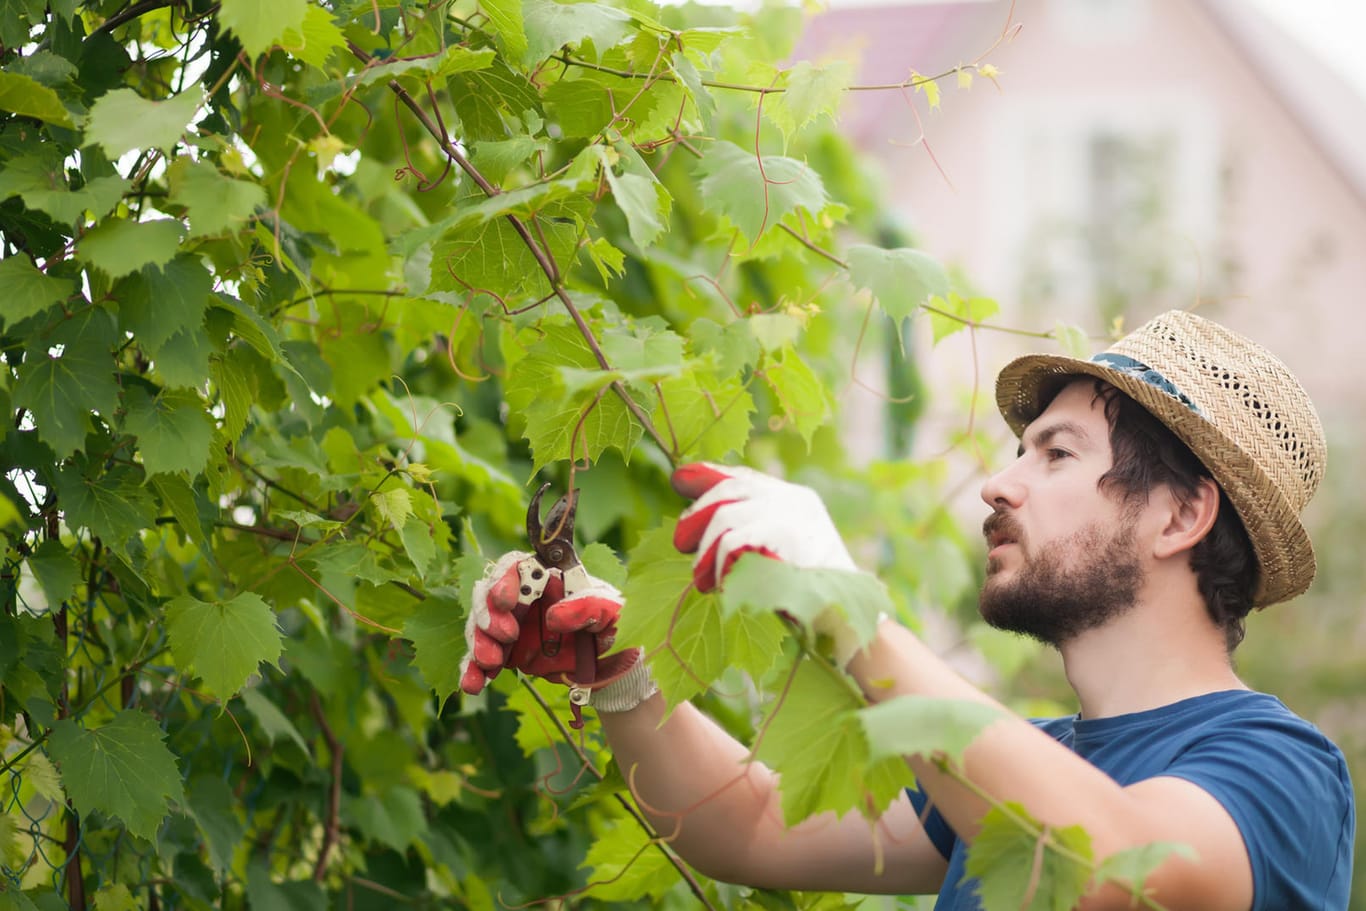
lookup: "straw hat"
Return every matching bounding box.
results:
[995,310,1326,607]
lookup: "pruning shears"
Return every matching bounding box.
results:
[519,482,598,725]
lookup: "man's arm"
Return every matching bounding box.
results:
[849,620,1254,911]
[598,692,950,895]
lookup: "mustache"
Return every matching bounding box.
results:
[982,511,1024,545]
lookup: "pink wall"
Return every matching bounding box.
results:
[801,0,1366,455]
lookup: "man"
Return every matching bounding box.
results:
[460,310,1355,909]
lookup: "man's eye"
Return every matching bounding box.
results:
[1046,448,1071,461]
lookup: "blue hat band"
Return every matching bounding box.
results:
[1091,353,1203,416]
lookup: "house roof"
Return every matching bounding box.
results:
[1197,0,1366,209]
[793,0,1366,206]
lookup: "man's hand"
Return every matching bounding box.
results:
[671,462,872,665]
[459,552,637,696]
[671,462,858,591]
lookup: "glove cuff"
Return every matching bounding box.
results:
[589,654,658,713]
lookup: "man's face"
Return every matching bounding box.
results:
[977,380,1145,646]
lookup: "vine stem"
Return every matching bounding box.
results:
[346,40,676,464]
[310,691,344,883]
[518,679,719,911]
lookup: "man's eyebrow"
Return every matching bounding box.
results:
[1017,421,1093,457]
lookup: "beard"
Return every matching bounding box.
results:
[979,512,1144,647]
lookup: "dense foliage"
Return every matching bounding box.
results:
[0,0,1184,908]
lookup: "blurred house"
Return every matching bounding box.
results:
[798,0,1366,472]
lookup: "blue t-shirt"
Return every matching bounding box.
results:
[908,690,1354,910]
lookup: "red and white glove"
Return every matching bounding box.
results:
[671,462,872,665]
[459,552,656,714]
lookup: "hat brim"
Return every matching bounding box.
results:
[995,353,1315,607]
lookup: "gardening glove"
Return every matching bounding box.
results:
[459,552,656,715]
[671,462,872,666]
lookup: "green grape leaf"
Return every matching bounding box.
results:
[54,466,156,559]
[504,321,642,473]
[762,345,830,447]
[1094,841,1197,894]
[211,349,255,444]
[719,555,890,656]
[722,608,786,683]
[606,167,669,249]
[0,71,75,127]
[123,387,214,477]
[19,751,65,805]
[245,861,325,910]
[0,153,130,225]
[617,524,717,705]
[149,325,214,390]
[46,710,185,842]
[0,886,42,911]
[371,487,413,531]
[26,540,81,607]
[522,0,632,66]
[150,474,212,555]
[165,592,284,700]
[449,60,544,144]
[696,141,829,246]
[446,178,590,231]
[217,0,308,59]
[304,540,404,586]
[215,293,292,367]
[651,587,725,703]
[581,821,677,901]
[399,516,438,579]
[859,696,1002,765]
[479,0,528,64]
[964,802,1094,911]
[13,309,119,457]
[1054,321,1092,358]
[543,77,620,140]
[357,47,495,86]
[585,235,625,282]
[342,787,428,852]
[748,312,802,352]
[846,244,950,336]
[167,159,266,238]
[669,51,715,128]
[92,884,140,911]
[279,4,349,70]
[601,322,685,373]
[471,137,547,186]
[755,659,907,824]
[502,676,561,756]
[428,197,587,303]
[186,775,245,874]
[85,88,202,157]
[10,50,78,89]
[403,596,466,708]
[768,60,852,138]
[0,256,75,328]
[78,218,183,278]
[691,318,760,375]
[579,541,626,588]
[927,293,1000,343]
[652,371,754,462]
[239,688,311,757]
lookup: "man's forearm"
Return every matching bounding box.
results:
[596,688,948,894]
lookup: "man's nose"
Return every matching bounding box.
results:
[980,459,1025,510]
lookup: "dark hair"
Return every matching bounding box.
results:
[1078,381,1258,651]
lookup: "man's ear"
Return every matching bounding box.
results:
[1153,476,1220,559]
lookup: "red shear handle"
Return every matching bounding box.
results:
[460,554,631,696]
